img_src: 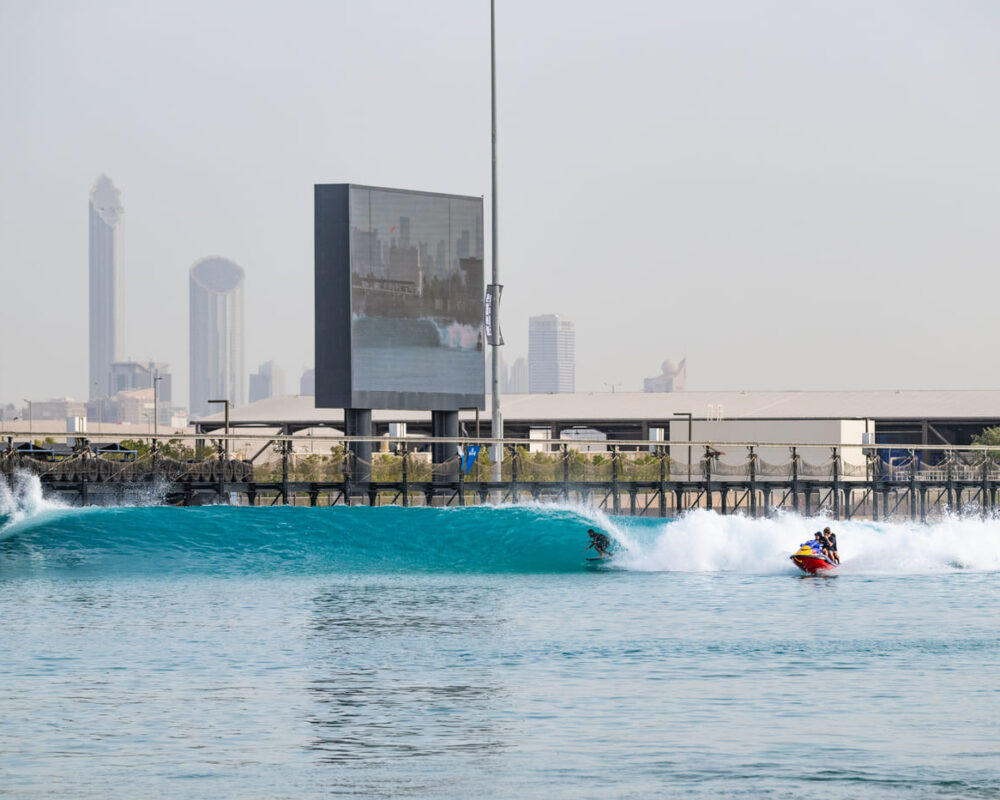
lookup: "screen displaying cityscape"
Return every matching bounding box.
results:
[316,184,485,411]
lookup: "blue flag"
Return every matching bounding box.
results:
[461,445,481,474]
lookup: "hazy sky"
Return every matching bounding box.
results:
[1,0,998,408]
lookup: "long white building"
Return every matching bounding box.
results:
[89,175,124,399]
[189,257,245,419]
[529,314,575,393]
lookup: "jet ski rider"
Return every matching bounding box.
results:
[818,526,840,565]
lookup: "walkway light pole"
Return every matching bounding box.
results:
[673,412,693,481]
[207,400,230,460]
[153,375,163,438]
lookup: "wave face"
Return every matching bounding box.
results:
[3,473,1000,575]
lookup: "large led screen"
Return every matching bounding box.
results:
[315,184,485,411]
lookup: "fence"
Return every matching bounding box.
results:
[4,431,1000,520]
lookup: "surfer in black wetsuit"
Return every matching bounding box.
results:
[586,528,612,559]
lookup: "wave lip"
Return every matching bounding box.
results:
[0,470,69,540]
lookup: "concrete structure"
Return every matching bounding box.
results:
[644,358,687,392]
[89,175,124,399]
[249,361,285,404]
[189,257,245,419]
[528,315,574,394]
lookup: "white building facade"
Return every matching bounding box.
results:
[528,314,575,393]
[189,257,245,419]
[89,175,124,399]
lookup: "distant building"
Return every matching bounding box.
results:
[26,398,87,422]
[89,175,124,399]
[110,387,154,426]
[644,358,687,392]
[249,361,286,404]
[506,357,529,394]
[299,368,315,396]
[110,360,172,423]
[529,315,575,394]
[189,257,245,419]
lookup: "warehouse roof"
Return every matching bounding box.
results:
[194,390,1000,428]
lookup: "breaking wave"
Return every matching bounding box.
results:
[2,473,999,575]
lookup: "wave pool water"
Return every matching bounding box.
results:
[2,474,999,798]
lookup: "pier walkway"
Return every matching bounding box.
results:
[3,432,1000,522]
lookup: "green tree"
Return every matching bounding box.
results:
[119,439,152,460]
[971,426,1000,459]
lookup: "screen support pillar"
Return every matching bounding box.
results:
[432,410,459,483]
[345,408,372,483]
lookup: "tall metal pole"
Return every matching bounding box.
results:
[490,0,504,480]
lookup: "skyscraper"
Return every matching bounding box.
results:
[249,360,285,404]
[507,357,529,394]
[189,257,245,419]
[528,314,575,393]
[89,175,124,400]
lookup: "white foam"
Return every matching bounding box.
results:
[0,470,68,540]
[610,509,1000,575]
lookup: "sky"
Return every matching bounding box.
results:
[1,0,999,410]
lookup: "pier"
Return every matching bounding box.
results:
[4,431,1000,522]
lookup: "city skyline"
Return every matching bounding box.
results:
[2,2,999,409]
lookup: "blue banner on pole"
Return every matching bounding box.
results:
[461,445,481,474]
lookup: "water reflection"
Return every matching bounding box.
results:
[306,583,510,764]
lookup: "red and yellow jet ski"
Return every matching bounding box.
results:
[790,539,837,575]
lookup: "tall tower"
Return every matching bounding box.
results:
[89,175,124,399]
[528,314,575,393]
[189,257,245,419]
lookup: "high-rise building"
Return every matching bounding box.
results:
[189,257,245,419]
[528,315,575,394]
[299,368,316,396]
[89,175,124,399]
[507,357,529,394]
[249,361,286,404]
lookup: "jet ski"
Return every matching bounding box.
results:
[790,539,837,575]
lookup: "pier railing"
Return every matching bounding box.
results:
[3,430,1000,521]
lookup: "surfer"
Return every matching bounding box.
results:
[586,529,612,559]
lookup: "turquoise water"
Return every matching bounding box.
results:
[2,474,999,798]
